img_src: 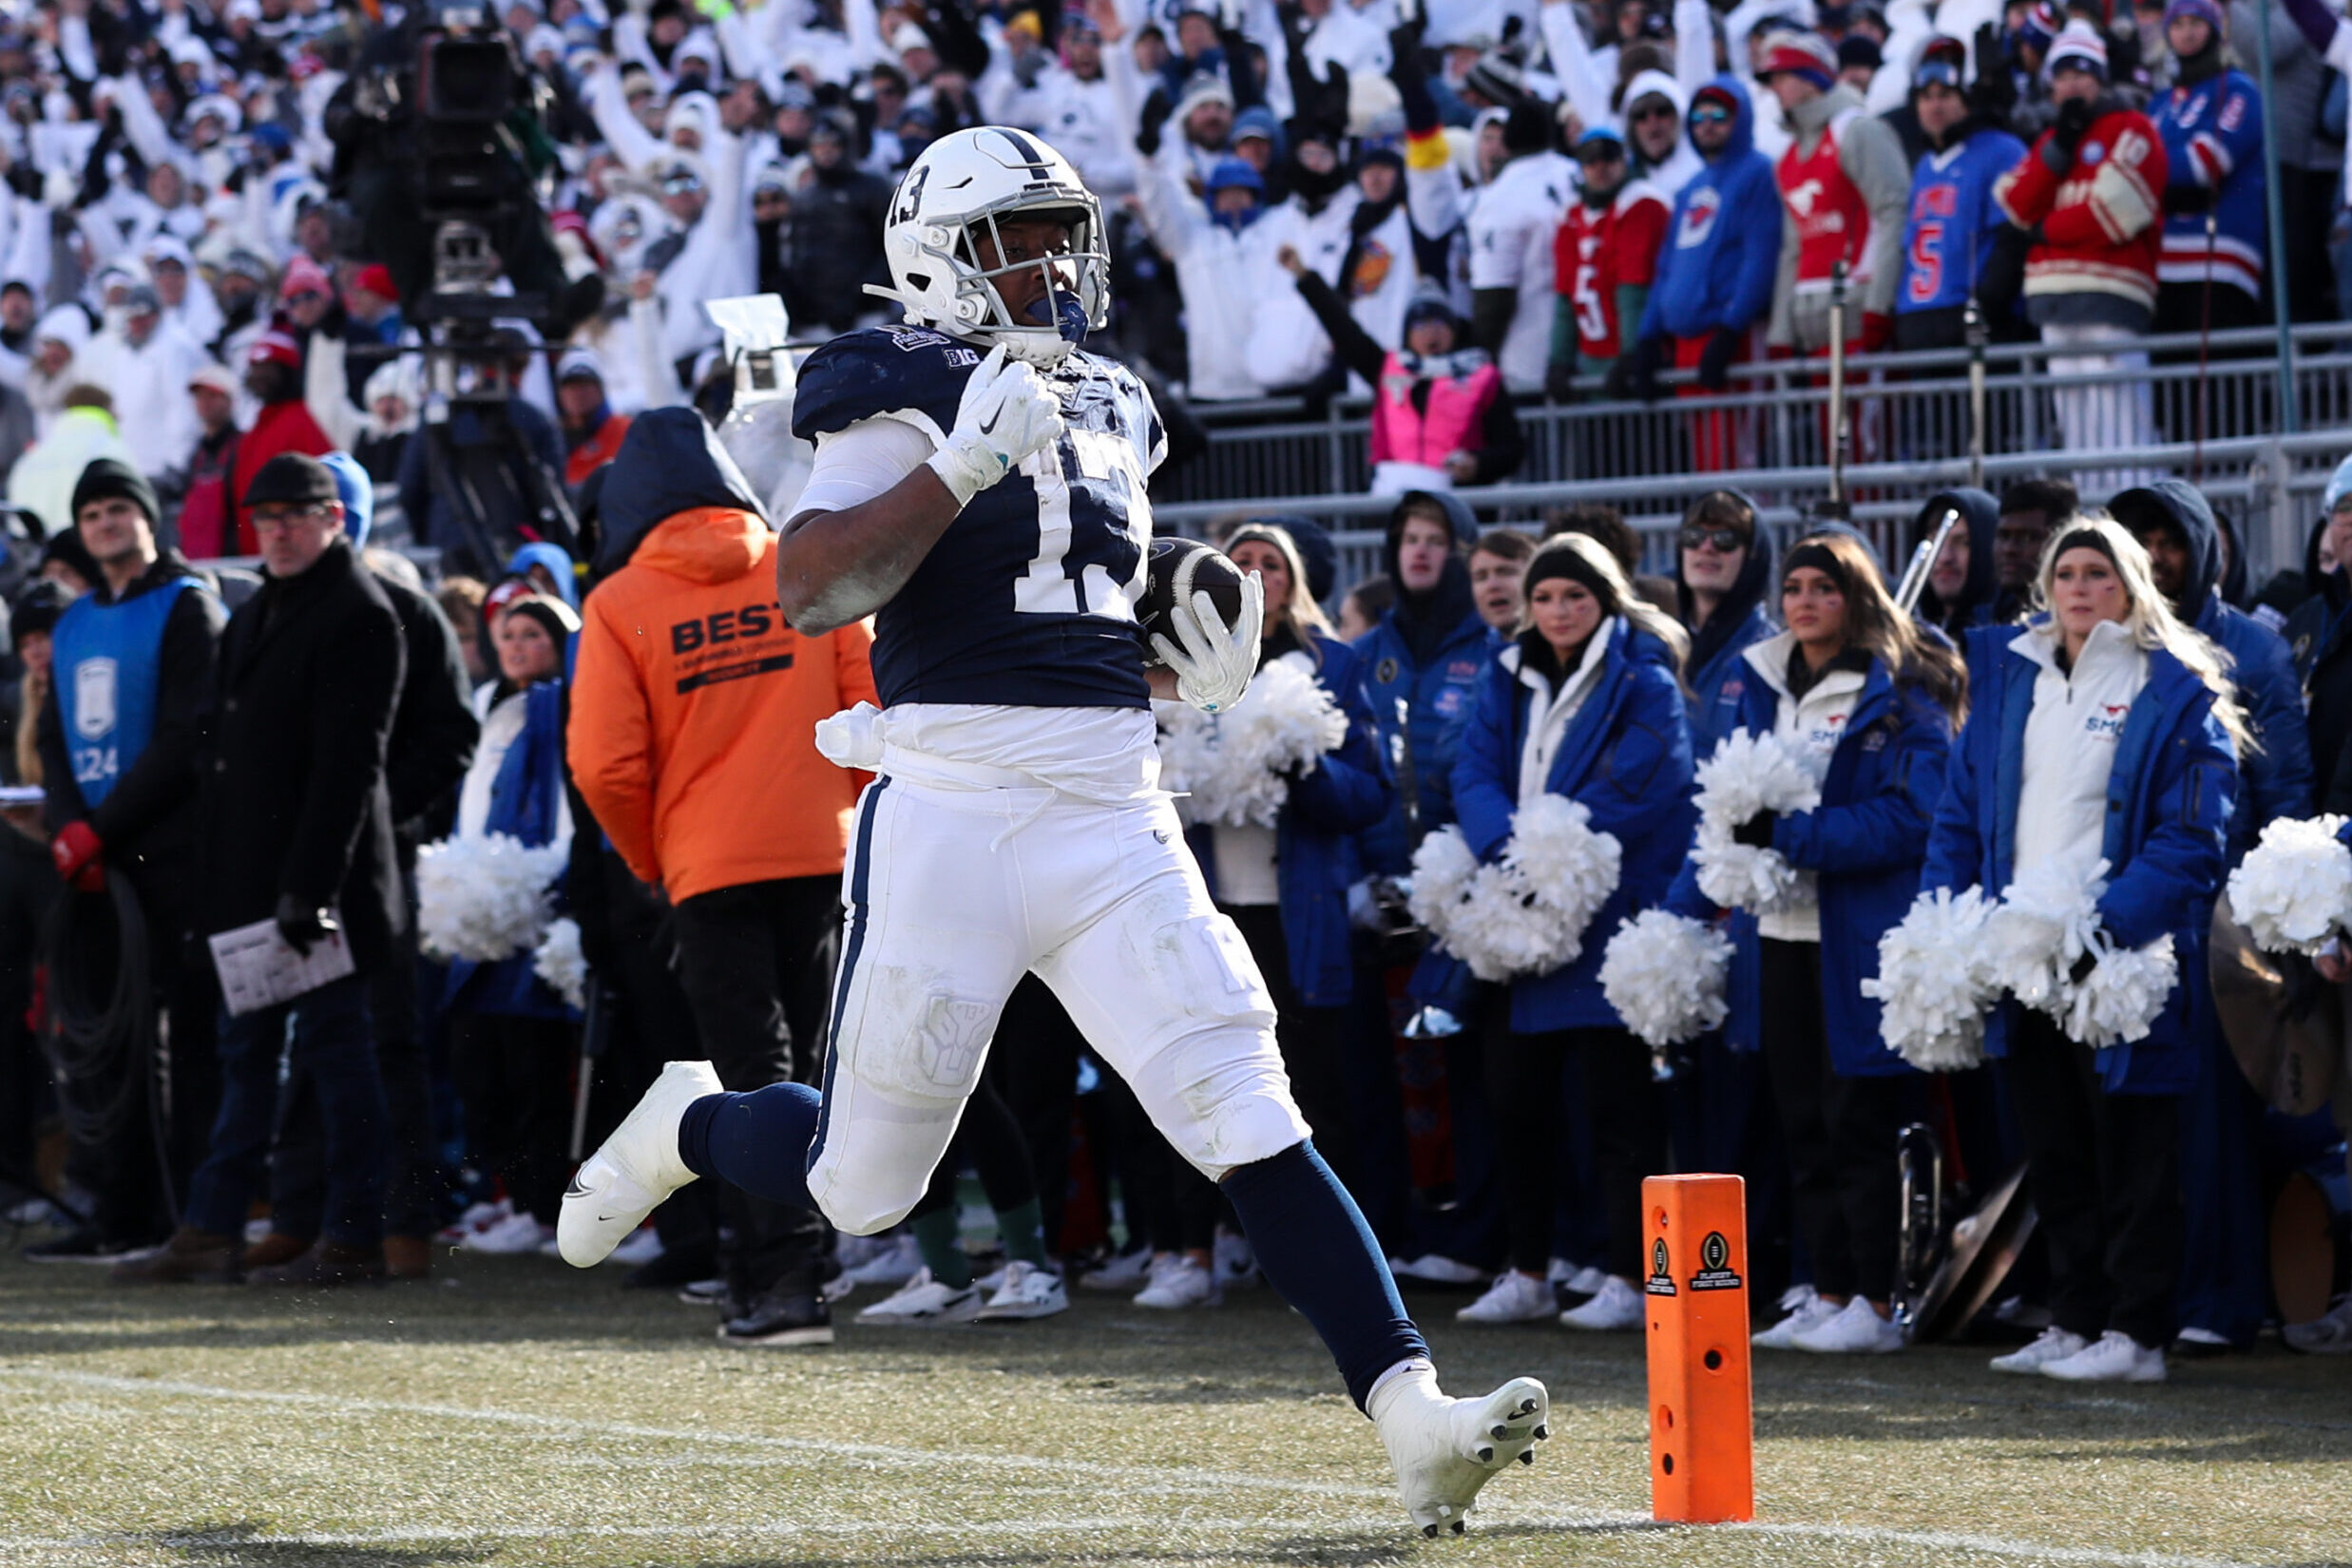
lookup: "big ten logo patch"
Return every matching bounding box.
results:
[669,602,794,695]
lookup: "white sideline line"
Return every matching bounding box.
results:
[0,1365,2272,1568]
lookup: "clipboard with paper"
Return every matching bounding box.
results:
[207,913,356,1017]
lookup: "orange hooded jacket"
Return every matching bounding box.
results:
[568,412,875,903]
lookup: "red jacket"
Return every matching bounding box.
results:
[564,411,631,489]
[1994,104,2169,317]
[231,399,335,554]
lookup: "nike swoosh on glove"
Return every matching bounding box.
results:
[1151,571,1265,714]
[926,343,1066,507]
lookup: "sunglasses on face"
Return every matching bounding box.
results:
[1690,106,1731,124]
[1631,102,1677,121]
[1680,526,1744,553]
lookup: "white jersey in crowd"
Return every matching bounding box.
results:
[74,318,209,483]
[1467,149,1573,393]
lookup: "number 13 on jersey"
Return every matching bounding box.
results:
[1015,426,1153,622]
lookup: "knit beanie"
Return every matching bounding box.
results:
[69,457,159,528]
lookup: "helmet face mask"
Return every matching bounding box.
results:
[881,127,1110,367]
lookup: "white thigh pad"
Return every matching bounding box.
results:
[847,965,1004,1102]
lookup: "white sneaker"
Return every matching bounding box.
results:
[1456,1272,1555,1325]
[1133,1254,1220,1309]
[834,1232,890,1272]
[1790,1296,1904,1354]
[841,1233,923,1288]
[1989,1327,2089,1375]
[608,1226,665,1267]
[436,1198,509,1245]
[2283,1296,2352,1354]
[462,1211,554,1254]
[855,1267,982,1326]
[1751,1286,1838,1349]
[1392,1254,1488,1287]
[1562,1265,1610,1297]
[975,1259,1070,1321]
[557,1060,721,1267]
[1079,1249,1156,1291]
[1559,1275,1642,1330]
[1214,1228,1259,1290]
[2042,1329,2166,1384]
[1367,1366,1549,1537]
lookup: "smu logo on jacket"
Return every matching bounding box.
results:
[1676,186,1722,249]
[2085,700,2131,739]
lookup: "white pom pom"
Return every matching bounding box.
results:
[533,916,589,1011]
[1406,826,1479,936]
[1690,729,1822,915]
[415,833,567,963]
[1600,910,1732,1045]
[2228,814,2352,955]
[1503,794,1623,966]
[2061,933,2176,1049]
[1983,851,2108,1015]
[1862,887,2000,1071]
[1155,659,1346,829]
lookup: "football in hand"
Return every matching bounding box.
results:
[1138,537,1249,667]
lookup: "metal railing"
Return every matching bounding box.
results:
[1158,430,2351,600]
[1156,325,2352,531]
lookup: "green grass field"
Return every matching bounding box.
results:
[0,1247,2345,1568]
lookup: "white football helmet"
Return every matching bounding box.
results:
[875,125,1110,368]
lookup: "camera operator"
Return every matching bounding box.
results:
[326,0,602,336]
[394,326,569,577]
[26,459,226,1263]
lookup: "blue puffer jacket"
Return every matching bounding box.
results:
[1449,620,1695,1034]
[1921,622,2237,1094]
[2112,479,2312,861]
[1678,522,1775,760]
[1192,636,1393,1007]
[1353,606,1499,877]
[1664,637,1955,1074]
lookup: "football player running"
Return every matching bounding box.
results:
[562,125,1549,1536]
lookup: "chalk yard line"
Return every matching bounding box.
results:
[0,1364,2275,1568]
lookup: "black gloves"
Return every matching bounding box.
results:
[275,894,341,958]
[1545,357,1579,403]
[1966,23,2015,123]
[1611,336,1664,402]
[1137,86,1172,158]
[1696,327,1744,391]
[1731,811,1778,851]
[2053,95,2095,153]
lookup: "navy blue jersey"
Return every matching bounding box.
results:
[794,325,1167,710]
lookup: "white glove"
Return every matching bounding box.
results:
[925,343,1065,507]
[1151,571,1264,714]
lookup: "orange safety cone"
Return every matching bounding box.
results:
[1643,1174,1754,1524]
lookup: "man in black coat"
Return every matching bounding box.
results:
[254,458,479,1279]
[27,459,227,1263]
[118,454,408,1288]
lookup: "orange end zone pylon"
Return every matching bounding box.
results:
[1643,1173,1755,1523]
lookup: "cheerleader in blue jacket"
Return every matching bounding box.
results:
[1922,519,2242,1384]
[1671,532,1966,1354]
[1447,535,1694,1332]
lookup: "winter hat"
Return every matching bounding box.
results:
[1402,282,1461,333]
[1912,35,1966,92]
[2163,0,2224,32]
[2044,23,2108,80]
[1836,34,1882,70]
[1758,31,1838,91]
[35,304,88,354]
[2012,0,2061,53]
[1233,105,1283,155]
[1464,47,1526,105]
[1524,535,1616,602]
[501,591,583,642]
[1204,157,1265,196]
[321,450,372,544]
[352,262,398,302]
[1575,123,1629,158]
[38,530,102,588]
[558,347,605,384]
[246,330,302,372]
[69,457,160,527]
[1175,68,1233,124]
[188,364,239,397]
[10,581,68,655]
[241,452,338,509]
[279,254,332,300]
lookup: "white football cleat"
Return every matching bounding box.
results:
[1368,1366,1549,1538]
[557,1060,721,1268]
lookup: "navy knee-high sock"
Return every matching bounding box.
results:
[1221,1139,1429,1411]
[677,1085,820,1212]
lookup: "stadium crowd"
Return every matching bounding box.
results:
[0,0,2347,1379]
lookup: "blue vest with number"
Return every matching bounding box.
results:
[52,578,195,807]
